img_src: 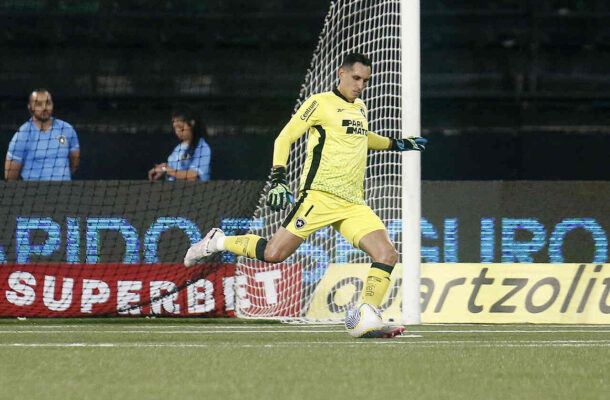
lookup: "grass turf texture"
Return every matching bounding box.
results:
[0,319,608,400]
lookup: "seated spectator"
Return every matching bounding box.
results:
[5,89,80,180]
[148,106,211,181]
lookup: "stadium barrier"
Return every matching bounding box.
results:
[1,262,236,317]
[306,263,610,324]
[0,180,608,321]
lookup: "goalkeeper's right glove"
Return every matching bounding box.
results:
[266,167,295,212]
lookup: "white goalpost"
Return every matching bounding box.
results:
[235,0,421,324]
[400,0,422,325]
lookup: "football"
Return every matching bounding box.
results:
[345,303,384,338]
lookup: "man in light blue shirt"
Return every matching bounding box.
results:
[5,89,80,181]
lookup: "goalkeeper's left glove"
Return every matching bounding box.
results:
[266,167,295,212]
[390,137,427,152]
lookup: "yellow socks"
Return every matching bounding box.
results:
[223,234,266,260]
[361,262,394,308]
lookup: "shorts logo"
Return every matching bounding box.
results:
[57,135,67,145]
[295,218,306,229]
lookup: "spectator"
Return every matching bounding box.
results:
[148,106,211,181]
[4,89,80,180]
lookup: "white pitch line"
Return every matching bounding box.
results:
[0,329,345,334]
[384,339,610,345]
[0,339,608,348]
[406,330,610,334]
[8,323,610,328]
[11,324,610,329]
[1,328,609,335]
[6,325,341,330]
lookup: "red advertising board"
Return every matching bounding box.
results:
[238,262,303,317]
[0,263,238,317]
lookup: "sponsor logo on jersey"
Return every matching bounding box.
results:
[295,218,307,229]
[360,107,366,118]
[337,108,345,113]
[342,119,367,136]
[300,100,318,121]
[57,135,67,145]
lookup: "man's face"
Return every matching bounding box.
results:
[338,62,372,101]
[28,91,53,122]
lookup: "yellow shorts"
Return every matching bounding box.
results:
[282,190,386,248]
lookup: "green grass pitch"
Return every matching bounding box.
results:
[0,319,608,400]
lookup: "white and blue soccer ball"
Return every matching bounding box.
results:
[345,303,384,338]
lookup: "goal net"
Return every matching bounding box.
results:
[235,0,411,321]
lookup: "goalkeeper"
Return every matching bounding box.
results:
[185,53,426,331]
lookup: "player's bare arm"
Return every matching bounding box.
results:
[69,150,80,176]
[4,159,22,180]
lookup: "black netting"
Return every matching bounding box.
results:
[0,180,264,316]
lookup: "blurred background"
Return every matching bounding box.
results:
[1,0,609,180]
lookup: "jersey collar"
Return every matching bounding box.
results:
[333,87,354,103]
[29,117,55,133]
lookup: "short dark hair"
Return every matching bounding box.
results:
[29,88,51,102]
[341,53,372,69]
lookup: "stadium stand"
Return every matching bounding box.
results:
[0,0,609,180]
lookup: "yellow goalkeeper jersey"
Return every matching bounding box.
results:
[273,88,391,205]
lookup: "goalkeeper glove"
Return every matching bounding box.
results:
[266,167,295,212]
[390,137,427,152]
